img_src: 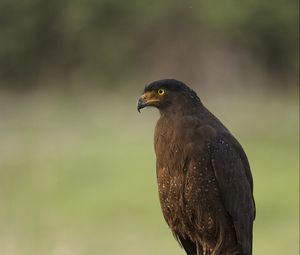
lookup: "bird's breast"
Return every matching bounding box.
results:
[156,161,222,240]
[154,117,225,239]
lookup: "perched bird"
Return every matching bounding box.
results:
[137,79,255,255]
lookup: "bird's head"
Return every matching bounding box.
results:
[137,79,201,113]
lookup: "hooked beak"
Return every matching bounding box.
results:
[137,92,160,113]
[137,96,147,113]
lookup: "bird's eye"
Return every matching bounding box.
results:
[158,89,165,96]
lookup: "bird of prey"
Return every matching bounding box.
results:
[137,79,255,255]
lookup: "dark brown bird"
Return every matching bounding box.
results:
[137,79,255,255]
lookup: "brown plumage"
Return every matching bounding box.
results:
[137,79,255,255]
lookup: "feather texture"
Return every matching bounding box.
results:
[139,79,255,255]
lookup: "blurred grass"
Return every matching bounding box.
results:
[0,87,298,255]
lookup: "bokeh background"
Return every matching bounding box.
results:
[0,1,298,254]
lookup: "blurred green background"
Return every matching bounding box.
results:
[0,1,298,255]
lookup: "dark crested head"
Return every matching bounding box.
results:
[137,79,201,113]
[144,79,191,93]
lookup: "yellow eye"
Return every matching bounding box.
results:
[158,89,165,96]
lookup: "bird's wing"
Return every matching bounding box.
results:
[211,135,255,255]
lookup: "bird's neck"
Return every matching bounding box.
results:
[159,100,203,117]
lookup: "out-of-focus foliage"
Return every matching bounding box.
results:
[0,0,298,89]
